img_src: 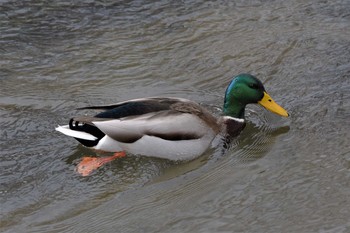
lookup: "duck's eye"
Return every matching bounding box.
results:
[249,83,259,89]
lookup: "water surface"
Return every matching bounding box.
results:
[1,0,350,232]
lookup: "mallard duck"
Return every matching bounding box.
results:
[56,74,288,174]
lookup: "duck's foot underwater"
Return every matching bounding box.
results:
[76,151,126,176]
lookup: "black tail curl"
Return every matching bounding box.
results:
[69,118,105,147]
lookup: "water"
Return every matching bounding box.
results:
[1,0,350,232]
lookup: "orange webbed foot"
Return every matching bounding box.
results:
[76,151,126,176]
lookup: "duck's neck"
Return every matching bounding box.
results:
[223,100,246,119]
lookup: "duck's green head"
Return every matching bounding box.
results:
[223,73,289,119]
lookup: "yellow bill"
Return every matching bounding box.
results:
[258,92,289,117]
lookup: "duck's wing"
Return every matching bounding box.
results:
[72,97,220,143]
[77,97,189,119]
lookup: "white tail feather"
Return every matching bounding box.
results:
[55,125,97,141]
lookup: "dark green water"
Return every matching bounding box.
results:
[1,0,350,232]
